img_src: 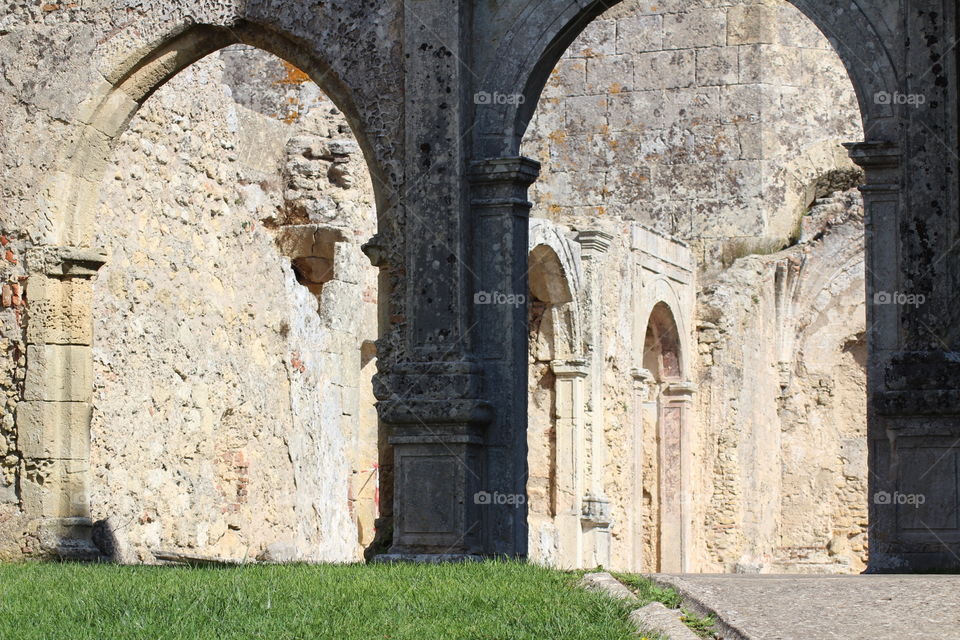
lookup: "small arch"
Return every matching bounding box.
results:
[643,302,683,383]
[529,244,573,305]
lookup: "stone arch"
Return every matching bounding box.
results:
[528,219,584,359]
[643,302,683,384]
[52,21,392,247]
[20,16,392,555]
[636,299,694,573]
[526,225,587,568]
[473,0,897,158]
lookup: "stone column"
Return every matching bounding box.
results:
[468,156,541,557]
[551,359,588,568]
[851,135,960,571]
[575,230,613,567]
[19,246,105,557]
[374,0,491,560]
[630,367,655,572]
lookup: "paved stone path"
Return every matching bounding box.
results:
[654,574,960,640]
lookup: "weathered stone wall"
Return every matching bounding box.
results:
[85,47,378,562]
[522,0,863,264]
[0,0,870,571]
[695,188,866,572]
[521,0,867,573]
[0,234,27,558]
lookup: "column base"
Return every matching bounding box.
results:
[35,517,102,560]
[372,553,488,564]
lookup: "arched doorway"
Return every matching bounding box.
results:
[638,302,694,573]
[526,229,585,568]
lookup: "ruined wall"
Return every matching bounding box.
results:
[522,0,863,264]
[87,47,379,562]
[0,0,868,570]
[522,0,868,573]
[0,235,26,558]
[696,188,867,572]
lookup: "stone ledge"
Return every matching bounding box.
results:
[629,602,700,640]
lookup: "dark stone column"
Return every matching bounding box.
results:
[468,157,541,557]
[852,0,960,572]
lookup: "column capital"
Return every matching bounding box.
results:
[26,246,107,277]
[468,156,541,186]
[576,230,614,256]
[844,140,901,194]
[551,359,589,379]
[844,140,901,169]
[664,382,697,398]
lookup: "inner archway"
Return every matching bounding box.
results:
[639,302,688,573]
[513,0,869,573]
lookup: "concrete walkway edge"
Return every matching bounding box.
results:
[651,575,752,640]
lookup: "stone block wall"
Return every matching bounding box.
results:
[522,0,863,265]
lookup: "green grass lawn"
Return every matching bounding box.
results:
[0,561,642,640]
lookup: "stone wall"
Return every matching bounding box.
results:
[0,233,27,558]
[522,0,863,264]
[521,0,867,573]
[85,46,379,562]
[0,0,869,571]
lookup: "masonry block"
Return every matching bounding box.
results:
[664,9,727,48]
[20,457,90,519]
[25,275,93,345]
[634,51,695,90]
[24,344,93,402]
[727,4,779,45]
[17,400,91,460]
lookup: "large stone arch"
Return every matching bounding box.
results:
[50,20,396,247]
[18,9,400,555]
[473,0,898,158]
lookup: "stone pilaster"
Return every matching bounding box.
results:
[575,229,613,567]
[19,245,106,557]
[661,381,696,573]
[846,1,960,571]
[551,359,588,568]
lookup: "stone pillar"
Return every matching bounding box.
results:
[575,230,614,567]
[19,246,106,557]
[660,382,696,573]
[851,136,960,571]
[374,0,492,560]
[551,359,588,568]
[468,157,541,557]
